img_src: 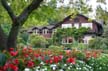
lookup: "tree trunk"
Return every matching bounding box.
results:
[7,23,20,50]
[0,26,7,51]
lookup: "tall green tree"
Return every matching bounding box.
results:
[0,0,43,50]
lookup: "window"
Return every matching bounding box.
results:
[43,29,49,34]
[62,37,73,44]
[74,23,79,29]
[33,29,38,34]
[62,23,72,28]
[81,23,92,29]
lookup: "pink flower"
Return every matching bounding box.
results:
[58,55,63,61]
[65,50,71,55]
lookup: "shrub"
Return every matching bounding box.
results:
[88,37,108,50]
[29,34,48,48]
[87,55,108,71]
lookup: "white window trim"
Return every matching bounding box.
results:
[81,23,92,29]
[62,23,72,28]
[33,29,38,34]
[43,29,48,34]
[74,23,79,29]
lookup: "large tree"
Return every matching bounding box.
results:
[0,0,43,50]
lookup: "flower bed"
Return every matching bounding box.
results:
[0,47,108,71]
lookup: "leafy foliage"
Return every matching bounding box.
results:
[87,55,108,71]
[0,53,7,66]
[53,27,89,44]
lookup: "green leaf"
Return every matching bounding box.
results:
[0,53,7,66]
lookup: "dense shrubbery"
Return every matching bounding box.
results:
[88,25,108,50]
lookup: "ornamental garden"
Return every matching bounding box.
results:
[0,0,108,71]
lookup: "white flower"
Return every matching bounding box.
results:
[24,68,30,71]
[37,66,40,69]
[59,69,64,71]
[52,67,56,70]
[50,64,57,67]
[35,69,39,71]
[44,67,47,70]
[40,62,45,65]
[64,64,67,66]
[68,67,70,70]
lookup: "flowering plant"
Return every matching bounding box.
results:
[0,47,103,71]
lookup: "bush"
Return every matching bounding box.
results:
[48,45,63,50]
[87,55,108,71]
[29,34,48,48]
[17,32,29,47]
[88,25,108,50]
[88,37,108,50]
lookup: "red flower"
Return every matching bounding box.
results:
[10,51,18,56]
[45,60,49,64]
[9,48,14,51]
[4,63,18,71]
[3,63,9,71]
[67,57,76,64]
[22,48,27,53]
[13,59,19,65]
[24,54,29,57]
[53,56,59,63]
[27,61,34,68]
[9,64,18,71]
[34,53,40,58]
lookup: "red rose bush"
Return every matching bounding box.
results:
[0,47,104,71]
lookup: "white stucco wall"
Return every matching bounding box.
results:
[83,35,93,44]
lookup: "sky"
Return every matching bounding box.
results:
[87,0,108,18]
[57,0,108,19]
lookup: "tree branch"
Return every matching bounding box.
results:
[18,0,43,25]
[1,0,16,21]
